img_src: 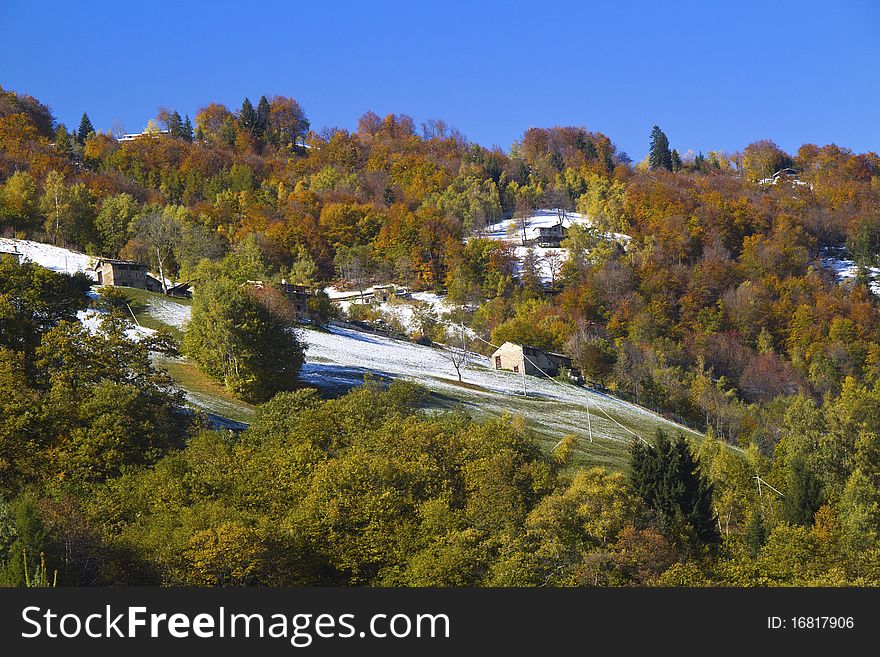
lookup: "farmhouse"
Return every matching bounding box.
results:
[93,258,163,292]
[491,341,574,377]
[536,221,567,247]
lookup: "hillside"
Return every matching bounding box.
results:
[101,273,699,470]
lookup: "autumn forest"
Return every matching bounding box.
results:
[2,83,880,586]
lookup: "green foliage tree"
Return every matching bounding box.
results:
[95,193,139,255]
[781,455,823,526]
[77,112,94,143]
[182,277,305,402]
[0,171,38,232]
[629,430,720,550]
[648,125,672,171]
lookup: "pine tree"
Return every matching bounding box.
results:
[629,429,720,550]
[781,455,823,526]
[255,95,271,143]
[183,115,194,142]
[648,125,672,171]
[167,111,184,139]
[54,125,73,157]
[745,513,767,557]
[239,97,256,134]
[670,148,682,172]
[77,113,94,143]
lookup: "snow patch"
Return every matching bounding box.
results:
[146,297,191,329]
[0,238,96,278]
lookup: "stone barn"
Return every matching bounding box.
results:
[491,341,573,377]
[93,258,163,292]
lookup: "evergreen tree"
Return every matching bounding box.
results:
[53,125,73,158]
[629,430,720,550]
[781,455,823,526]
[840,431,880,546]
[167,111,184,139]
[183,115,194,142]
[648,125,672,171]
[746,513,767,557]
[239,97,256,134]
[77,112,94,143]
[670,148,682,172]
[255,95,271,143]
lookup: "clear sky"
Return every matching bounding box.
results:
[2,0,878,159]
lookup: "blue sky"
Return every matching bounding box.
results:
[2,0,878,159]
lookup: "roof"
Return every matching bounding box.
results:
[93,258,147,268]
[493,341,570,360]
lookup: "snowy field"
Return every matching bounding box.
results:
[0,238,96,278]
[482,209,590,242]
[300,325,699,467]
[145,296,191,329]
[821,252,880,295]
[479,209,630,283]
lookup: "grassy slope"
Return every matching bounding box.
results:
[422,373,702,472]
[121,287,191,339]
[130,290,702,472]
[117,288,257,424]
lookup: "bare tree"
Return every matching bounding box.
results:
[542,249,565,288]
[136,211,182,294]
[442,324,471,382]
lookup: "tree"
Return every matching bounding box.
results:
[39,172,95,246]
[288,244,318,287]
[441,324,471,382]
[541,249,565,288]
[266,96,309,148]
[648,125,672,171]
[670,148,682,171]
[741,139,792,181]
[0,258,89,358]
[54,125,74,158]
[95,193,139,256]
[182,114,194,142]
[238,97,256,134]
[133,209,183,293]
[182,278,305,402]
[0,171,38,232]
[76,113,94,143]
[839,431,880,546]
[39,170,68,245]
[629,430,720,550]
[255,96,270,143]
[167,111,185,139]
[520,248,544,294]
[847,213,880,268]
[781,455,823,526]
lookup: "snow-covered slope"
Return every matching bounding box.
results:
[0,238,96,278]
[483,209,584,242]
[300,325,699,466]
[479,210,630,283]
[821,253,880,295]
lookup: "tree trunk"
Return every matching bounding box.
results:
[156,246,168,294]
